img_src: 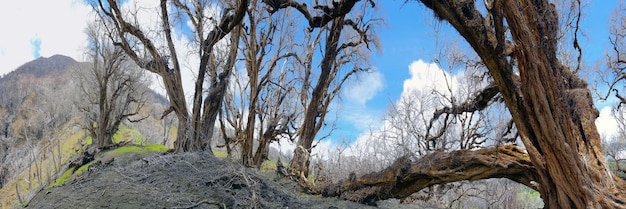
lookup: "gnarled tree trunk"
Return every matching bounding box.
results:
[323,0,626,207]
[321,145,536,203]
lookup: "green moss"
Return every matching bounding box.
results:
[18,201,28,207]
[144,144,170,152]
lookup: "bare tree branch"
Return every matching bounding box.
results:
[262,0,363,28]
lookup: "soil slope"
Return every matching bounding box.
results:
[26,151,393,209]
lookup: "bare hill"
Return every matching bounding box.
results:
[25,149,396,209]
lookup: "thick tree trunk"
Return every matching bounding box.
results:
[498,1,626,207]
[200,26,242,156]
[338,0,626,207]
[321,145,537,203]
[242,77,258,167]
[252,135,270,167]
[319,0,626,207]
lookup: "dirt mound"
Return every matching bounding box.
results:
[25,151,379,209]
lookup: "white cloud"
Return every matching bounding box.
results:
[269,136,334,160]
[0,0,91,75]
[596,106,619,142]
[346,60,460,158]
[343,70,384,105]
[402,60,457,101]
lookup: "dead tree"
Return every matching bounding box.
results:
[93,0,247,152]
[234,0,300,166]
[74,23,149,149]
[263,0,378,179]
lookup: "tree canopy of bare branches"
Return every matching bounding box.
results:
[92,0,247,153]
[74,23,150,148]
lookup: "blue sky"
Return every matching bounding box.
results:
[332,0,621,145]
[0,0,622,152]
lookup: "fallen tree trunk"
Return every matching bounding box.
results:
[321,145,537,203]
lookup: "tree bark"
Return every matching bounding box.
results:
[321,145,537,203]
[290,15,344,178]
[200,26,242,156]
[500,1,626,206]
[96,0,247,153]
[326,0,626,207]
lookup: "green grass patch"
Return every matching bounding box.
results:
[111,144,169,154]
[48,168,76,188]
[261,159,277,172]
[214,150,228,158]
[113,124,146,144]
[81,124,147,146]
[48,144,168,189]
[83,136,93,145]
[75,161,94,175]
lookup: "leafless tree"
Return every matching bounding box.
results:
[73,23,150,148]
[92,0,247,153]
[605,107,626,179]
[599,1,626,103]
[262,0,379,180]
[598,0,626,181]
[227,0,300,167]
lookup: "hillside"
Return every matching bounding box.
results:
[24,146,416,209]
[0,54,78,189]
[0,54,76,82]
[0,55,176,208]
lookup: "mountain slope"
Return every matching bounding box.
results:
[0,54,76,82]
[0,55,174,208]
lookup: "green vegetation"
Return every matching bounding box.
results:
[261,159,277,173]
[47,144,169,189]
[608,160,626,179]
[214,150,228,158]
[48,168,76,188]
[112,124,146,144]
[110,144,169,154]
[75,161,94,174]
[82,124,147,146]
[18,201,29,207]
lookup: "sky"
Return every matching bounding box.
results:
[0,0,622,155]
